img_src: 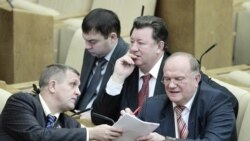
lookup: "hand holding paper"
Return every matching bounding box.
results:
[113,113,159,141]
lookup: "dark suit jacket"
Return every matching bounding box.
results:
[139,81,237,141]
[201,71,238,117]
[92,52,170,125]
[75,38,128,109]
[0,93,87,141]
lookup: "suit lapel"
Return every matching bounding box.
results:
[98,38,128,95]
[159,99,176,137]
[34,94,48,127]
[154,52,169,96]
[187,86,200,138]
[79,51,96,92]
[121,68,139,110]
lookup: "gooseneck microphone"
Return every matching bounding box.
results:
[91,112,115,125]
[199,43,217,66]
[71,108,115,125]
[141,5,144,16]
[71,108,93,117]
[6,0,14,9]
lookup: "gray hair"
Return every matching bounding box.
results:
[39,64,80,88]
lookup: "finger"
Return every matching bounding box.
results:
[120,54,135,64]
[125,108,133,114]
[120,110,126,115]
[109,131,122,138]
[121,57,134,65]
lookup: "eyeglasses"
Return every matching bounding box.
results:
[161,72,199,85]
[161,76,186,85]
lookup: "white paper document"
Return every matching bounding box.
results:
[113,113,160,141]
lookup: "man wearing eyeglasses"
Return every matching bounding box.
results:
[129,52,237,141]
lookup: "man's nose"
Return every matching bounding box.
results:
[130,43,139,52]
[75,88,81,96]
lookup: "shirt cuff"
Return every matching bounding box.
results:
[106,78,123,96]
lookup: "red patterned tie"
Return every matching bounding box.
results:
[137,74,151,112]
[175,106,188,139]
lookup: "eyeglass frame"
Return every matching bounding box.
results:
[161,71,198,85]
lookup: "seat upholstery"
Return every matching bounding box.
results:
[0,88,12,113]
[238,103,250,141]
[212,78,250,140]
[65,28,85,72]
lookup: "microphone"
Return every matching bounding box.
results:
[71,108,93,117]
[6,0,14,9]
[91,112,115,125]
[141,5,144,16]
[199,43,217,66]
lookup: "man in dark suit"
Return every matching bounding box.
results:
[131,52,237,141]
[92,16,170,124]
[0,64,122,141]
[75,8,128,115]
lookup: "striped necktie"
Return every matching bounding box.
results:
[175,105,188,139]
[78,57,107,109]
[46,114,57,128]
[137,74,151,113]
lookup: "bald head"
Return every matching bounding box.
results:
[164,52,200,74]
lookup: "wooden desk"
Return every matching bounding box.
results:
[0,81,19,93]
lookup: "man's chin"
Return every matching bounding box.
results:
[134,60,142,66]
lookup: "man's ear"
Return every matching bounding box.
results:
[109,32,118,41]
[48,80,56,94]
[195,73,201,87]
[157,41,165,53]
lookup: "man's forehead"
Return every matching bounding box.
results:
[83,30,103,38]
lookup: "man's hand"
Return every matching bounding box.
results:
[88,124,122,141]
[136,132,165,141]
[111,53,137,83]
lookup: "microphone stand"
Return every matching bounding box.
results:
[199,43,217,68]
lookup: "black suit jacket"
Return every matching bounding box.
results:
[0,93,87,141]
[75,38,128,109]
[92,52,170,124]
[139,81,237,141]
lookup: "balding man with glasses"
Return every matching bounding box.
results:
[122,52,237,141]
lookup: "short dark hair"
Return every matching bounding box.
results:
[130,16,169,50]
[82,8,121,39]
[39,64,80,88]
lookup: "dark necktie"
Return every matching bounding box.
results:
[78,57,107,109]
[175,106,188,139]
[46,114,57,128]
[137,74,151,113]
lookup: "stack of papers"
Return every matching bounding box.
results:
[113,113,159,141]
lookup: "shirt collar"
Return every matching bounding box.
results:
[39,94,60,119]
[139,55,164,79]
